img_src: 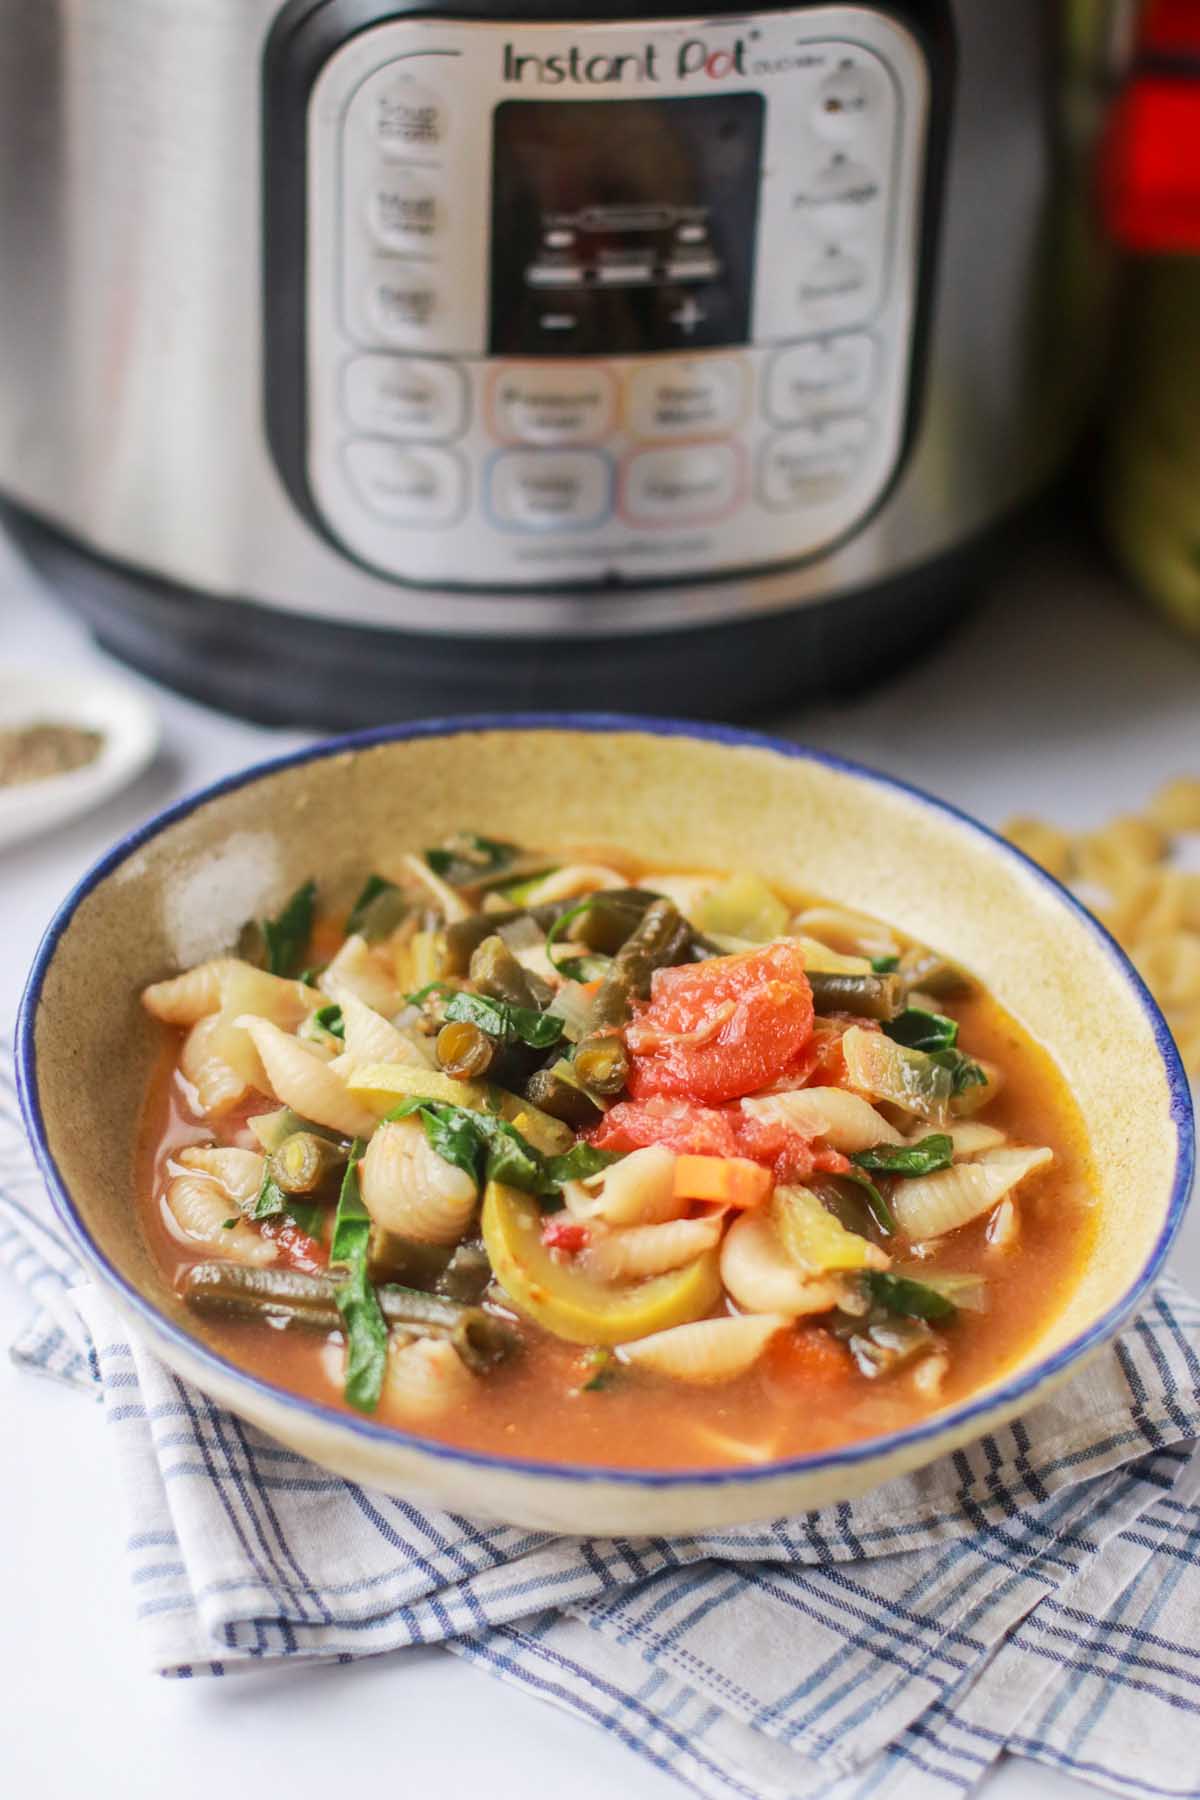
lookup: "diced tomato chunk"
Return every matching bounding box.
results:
[261,1216,327,1273]
[541,1218,590,1254]
[624,942,814,1105]
[589,1093,835,1184]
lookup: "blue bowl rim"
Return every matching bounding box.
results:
[15,711,1196,1491]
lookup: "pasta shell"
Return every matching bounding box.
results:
[514,864,626,905]
[742,1087,903,1152]
[360,1118,477,1245]
[176,1145,265,1212]
[400,851,470,922]
[164,1173,275,1265]
[142,959,235,1024]
[384,1335,477,1420]
[337,990,417,1067]
[720,1208,846,1316]
[617,1313,789,1383]
[793,905,898,959]
[236,1016,380,1138]
[940,1122,1007,1158]
[180,1015,252,1115]
[582,1217,723,1284]
[891,1145,1052,1240]
[320,934,405,1019]
[562,1144,683,1227]
[217,962,322,1029]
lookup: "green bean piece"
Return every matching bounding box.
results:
[469,933,551,1009]
[442,903,567,974]
[436,1018,496,1080]
[524,1064,605,1130]
[809,970,905,1022]
[354,883,411,944]
[368,1228,457,1288]
[574,898,684,1096]
[897,947,975,999]
[572,888,657,953]
[573,1035,630,1097]
[272,1131,350,1197]
[182,1264,519,1372]
[436,1242,493,1304]
[183,1262,347,1329]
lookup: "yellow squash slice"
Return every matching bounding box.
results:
[481,1182,722,1346]
[345,1062,573,1154]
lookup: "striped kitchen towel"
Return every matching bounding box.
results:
[3,1042,1199,1800]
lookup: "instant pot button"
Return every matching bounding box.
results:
[812,63,878,142]
[757,419,870,511]
[489,366,616,446]
[795,249,871,329]
[622,444,741,527]
[372,75,447,156]
[368,171,440,250]
[342,356,467,441]
[765,336,875,426]
[344,441,464,525]
[627,359,746,440]
[793,159,882,238]
[488,450,612,532]
[367,268,439,342]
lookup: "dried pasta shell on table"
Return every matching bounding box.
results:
[176,1145,265,1212]
[1132,932,1200,1009]
[1000,816,1073,882]
[1147,775,1200,833]
[319,933,405,1018]
[180,1014,253,1115]
[891,1145,1053,1240]
[562,1144,684,1226]
[236,1016,380,1138]
[582,1216,724,1283]
[164,1172,276,1265]
[360,1117,477,1245]
[617,1313,791,1383]
[1074,825,1165,897]
[742,1086,903,1152]
[384,1335,478,1420]
[720,1208,847,1316]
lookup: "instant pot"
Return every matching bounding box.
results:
[0,2,1122,723]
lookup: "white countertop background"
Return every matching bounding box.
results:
[2,518,1197,1800]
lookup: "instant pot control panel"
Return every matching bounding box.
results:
[296,8,932,589]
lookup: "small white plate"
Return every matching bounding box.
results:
[0,666,159,852]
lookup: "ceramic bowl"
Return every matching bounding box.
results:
[17,717,1194,1534]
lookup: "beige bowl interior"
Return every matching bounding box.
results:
[27,727,1187,1508]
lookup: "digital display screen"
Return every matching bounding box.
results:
[489,94,764,356]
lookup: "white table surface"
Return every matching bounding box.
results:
[2,518,1197,1800]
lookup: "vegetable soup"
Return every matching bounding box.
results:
[137,836,1097,1470]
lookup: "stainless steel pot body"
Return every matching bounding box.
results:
[0,0,1117,646]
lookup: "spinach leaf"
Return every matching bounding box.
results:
[870,954,901,974]
[312,1003,345,1041]
[930,1048,989,1096]
[842,1168,897,1237]
[545,1144,621,1186]
[329,1142,388,1412]
[545,896,612,982]
[884,1008,959,1053]
[425,833,521,886]
[581,1349,619,1392]
[444,989,563,1051]
[346,874,408,942]
[252,1162,289,1220]
[863,1269,958,1325]
[284,1200,326,1240]
[256,880,317,978]
[384,1096,593,1200]
[850,1133,954,1178]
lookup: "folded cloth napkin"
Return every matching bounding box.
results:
[3,1041,1199,1800]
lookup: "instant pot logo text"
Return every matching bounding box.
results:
[501,38,749,85]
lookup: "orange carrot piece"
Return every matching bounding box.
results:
[672,1154,773,1209]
